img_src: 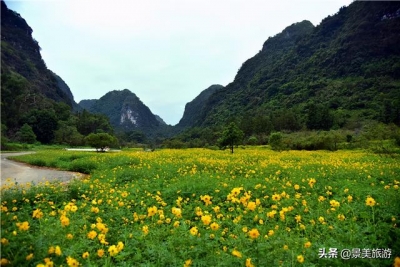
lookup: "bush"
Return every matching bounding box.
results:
[247,136,258,145]
[29,159,47,167]
[269,132,284,151]
[68,160,97,174]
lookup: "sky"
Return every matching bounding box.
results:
[5,0,352,125]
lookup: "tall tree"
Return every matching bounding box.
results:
[218,122,244,153]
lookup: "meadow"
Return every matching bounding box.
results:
[1,148,399,266]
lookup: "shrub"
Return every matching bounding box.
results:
[68,160,97,174]
[269,132,284,151]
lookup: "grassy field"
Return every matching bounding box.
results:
[1,148,399,266]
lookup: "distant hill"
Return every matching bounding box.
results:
[79,89,163,134]
[194,2,400,131]
[177,84,224,128]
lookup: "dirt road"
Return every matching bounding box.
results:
[1,152,84,186]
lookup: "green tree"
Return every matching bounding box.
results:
[16,123,36,144]
[85,133,117,152]
[21,109,58,144]
[218,122,244,153]
[269,132,284,151]
[54,121,84,146]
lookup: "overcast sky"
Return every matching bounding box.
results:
[5,0,352,125]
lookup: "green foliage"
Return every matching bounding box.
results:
[218,122,244,153]
[76,109,113,136]
[21,109,58,144]
[247,136,258,145]
[85,133,117,152]
[54,121,84,146]
[16,123,36,144]
[269,132,285,151]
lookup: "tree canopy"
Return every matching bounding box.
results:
[218,122,244,153]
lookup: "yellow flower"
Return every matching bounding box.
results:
[247,201,256,211]
[268,230,274,236]
[189,226,198,236]
[295,215,301,223]
[108,245,119,257]
[318,196,326,202]
[308,178,316,188]
[248,228,260,239]
[200,195,212,206]
[82,252,89,259]
[32,209,44,219]
[304,241,311,248]
[44,258,54,267]
[201,215,212,225]
[55,246,62,256]
[26,253,34,261]
[87,230,97,240]
[283,245,289,250]
[232,249,242,258]
[271,194,281,201]
[91,207,99,213]
[245,258,255,267]
[210,222,219,231]
[294,184,300,190]
[329,200,340,208]
[173,221,180,228]
[66,256,79,266]
[297,255,304,263]
[142,225,149,235]
[16,221,30,231]
[117,241,124,252]
[365,196,376,207]
[347,195,353,202]
[66,233,73,239]
[97,249,105,258]
[318,216,325,224]
[1,238,8,245]
[172,207,182,218]
[393,257,400,267]
[147,206,158,217]
[184,259,192,267]
[337,214,345,221]
[0,259,10,265]
[60,215,70,227]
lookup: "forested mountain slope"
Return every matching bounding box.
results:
[195,2,400,132]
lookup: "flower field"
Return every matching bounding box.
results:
[1,148,399,266]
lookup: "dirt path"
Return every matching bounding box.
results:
[1,152,84,186]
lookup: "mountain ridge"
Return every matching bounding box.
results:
[78,89,163,135]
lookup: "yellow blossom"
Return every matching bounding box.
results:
[365,196,376,207]
[87,230,97,240]
[200,214,211,225]
[184,259,192,267]
[66,256,79,267]
[32,209,43,219]
[232,249,242,258]
[246,258,255,267]
[297,255,304,263]
[189,226,198,236]
[16,221,30,231]
[97,249,105,258]
[248,228,260,239]
[210,222,219,231]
